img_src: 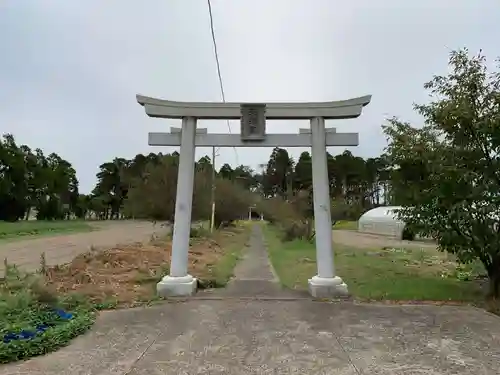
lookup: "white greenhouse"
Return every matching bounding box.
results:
[358,206,410,239]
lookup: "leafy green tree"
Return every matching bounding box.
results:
[124,153,179,221]
[0,134,79,221]
[233,165,257,191]
[254,147,387,219]
[263,147,294,198]
[92,158,129,219]
[196,156,213,172]
[35,153,79,220]
[218,163,234,180]
[384,49,500,297]
[0,134,29,221]
[72,194,91,219]
[294,152,312,192]
[365,157,386,206]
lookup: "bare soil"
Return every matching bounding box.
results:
[0,224,246,306]
[44,232,236,306]
[0,221,168,275]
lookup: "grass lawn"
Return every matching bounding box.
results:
[0,220,94,242]
[264,225,486,303]
[199,224,250,288]
[332,220,358,230]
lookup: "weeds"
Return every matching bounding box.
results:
[0,264,94,364]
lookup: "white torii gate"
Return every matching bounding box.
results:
[137,94,371,298]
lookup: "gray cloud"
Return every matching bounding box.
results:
[1,0,499,192]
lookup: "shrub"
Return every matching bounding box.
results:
[256,197,301,225]
[213,179,255,227]
[281,220,311,242]
[331,199,366,223]
[190,225,210,238]
[401,226,415,241]
[123,156,255,226]
[256,196,313,241]
[0,264,94,364]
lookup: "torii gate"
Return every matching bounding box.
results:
[137,94,371,298]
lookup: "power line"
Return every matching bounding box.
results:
[206,0,239,165]
[207,0,226,104]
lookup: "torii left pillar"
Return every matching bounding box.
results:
[157,116,198,296]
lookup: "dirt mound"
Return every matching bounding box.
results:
[44,235,226,306]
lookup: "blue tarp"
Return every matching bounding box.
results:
[2,308,73,343]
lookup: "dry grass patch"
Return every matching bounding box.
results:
[44,225,249,307]
[44,242,168,307]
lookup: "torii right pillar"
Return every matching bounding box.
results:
[308,116,347,298]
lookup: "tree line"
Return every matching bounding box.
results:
[108,148,398,224]
[0,134,79,221]
[0,131,402,223]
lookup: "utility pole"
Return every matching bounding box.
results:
[210,146,216,233]
[258,163,267,197]
[286,173,293,202]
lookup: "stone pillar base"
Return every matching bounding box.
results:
[308,275,349,298]
[156,275,197,297]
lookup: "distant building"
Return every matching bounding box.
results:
[357,206,409,240]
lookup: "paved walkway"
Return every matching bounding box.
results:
[2,225,500,374]
[0,221,167,274]
[213,225,303,299]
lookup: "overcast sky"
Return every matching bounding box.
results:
[1,1,499,193]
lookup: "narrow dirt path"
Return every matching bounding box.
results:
[0,221,168,274]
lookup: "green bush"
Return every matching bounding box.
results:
[190,225,211,238]
[0,265,95,364]
[281,220,311,242]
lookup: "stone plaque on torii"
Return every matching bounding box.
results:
[137,94,371,298]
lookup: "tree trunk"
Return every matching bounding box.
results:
[487,257,500,298]
[489,273,500,298]
[306,219,313,239]
[489,277,500,298]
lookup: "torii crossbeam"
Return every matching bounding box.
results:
[148,128,358,147]
[137,95,371,119]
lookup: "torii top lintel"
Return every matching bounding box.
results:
[136,94,371,120]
